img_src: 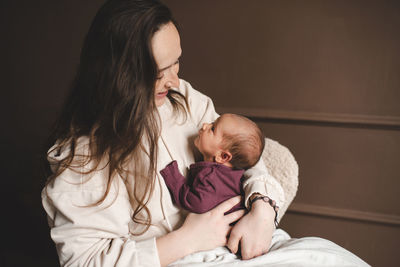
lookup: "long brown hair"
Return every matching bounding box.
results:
[45,0,188,234]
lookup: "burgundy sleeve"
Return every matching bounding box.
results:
[185,167,225,213]
[160,162,220,213]
[160,161,187,209]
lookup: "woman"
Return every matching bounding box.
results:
[43,1,370,266]
[42,0,282,266]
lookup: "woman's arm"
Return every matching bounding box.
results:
[43,166,244,267]
[156,196,245,267]
[242,158,285,210]
[226,159,285,259]
[42,188,161,266]
[226,194,277,259]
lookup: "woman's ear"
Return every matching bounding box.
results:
[215,150,232,165]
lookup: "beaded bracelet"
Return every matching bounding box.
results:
[249,195,279,227]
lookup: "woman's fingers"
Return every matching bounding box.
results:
[212,196,242,215]
[226,231,241,254]
[225,209,245,254]
[224,209,245,224]
[183,196,244,253]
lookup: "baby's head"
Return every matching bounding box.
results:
[194,113,265,170]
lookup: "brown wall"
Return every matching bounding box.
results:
[164,1,400,266]
[1,1,103,266]
[1,1,399,266]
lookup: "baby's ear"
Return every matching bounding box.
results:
[215,150,232,165]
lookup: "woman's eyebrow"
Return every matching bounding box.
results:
[158,64,173,72]
[158,54,181,72]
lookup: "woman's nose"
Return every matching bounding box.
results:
[165,69,180,89]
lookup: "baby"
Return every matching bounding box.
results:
[160,113,265,214]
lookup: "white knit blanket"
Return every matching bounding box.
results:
[169,229,370,267]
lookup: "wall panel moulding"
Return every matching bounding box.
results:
[288,203,400,227]
[217,107,400,130]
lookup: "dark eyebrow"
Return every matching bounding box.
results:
[158,55,181,72]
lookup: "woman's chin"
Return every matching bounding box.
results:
[155,97,167,107]
[155,91,169,107]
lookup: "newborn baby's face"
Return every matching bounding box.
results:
[194,114,245,161]
[194,117,223,161]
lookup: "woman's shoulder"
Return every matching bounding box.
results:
[175,79,218,123]
[46,136,93,177]
[43,136,124,198]
[176,79,212,104]
[47,136,90,167]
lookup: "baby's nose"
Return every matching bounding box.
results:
[202,123,208,130]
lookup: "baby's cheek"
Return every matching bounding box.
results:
[194,136,199,146]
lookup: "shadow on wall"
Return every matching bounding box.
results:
[1,1,104,266]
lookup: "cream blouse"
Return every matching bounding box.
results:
[42,79,285,267]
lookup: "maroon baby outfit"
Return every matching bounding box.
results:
[160,160,245,214]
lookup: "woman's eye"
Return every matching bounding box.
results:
[211,126,215,132]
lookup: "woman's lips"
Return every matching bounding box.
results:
[156,90,169,98]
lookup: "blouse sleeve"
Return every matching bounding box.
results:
[178,79,285,209]
[242,158,286,209]
[42,143,161,267]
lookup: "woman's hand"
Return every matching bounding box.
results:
[157,196,245,266]
[227,199,276,260]
[180,196,246,253]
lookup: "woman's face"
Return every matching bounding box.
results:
[152,22,182,107]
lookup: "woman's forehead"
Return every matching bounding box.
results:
[151,22,181,70]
